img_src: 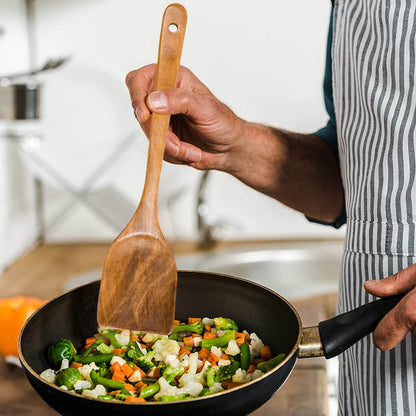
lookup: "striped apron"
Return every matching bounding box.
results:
[332,0,416,415]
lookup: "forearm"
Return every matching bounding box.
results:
[223,122,344,223]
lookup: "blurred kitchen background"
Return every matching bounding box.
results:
[0,0,344,272]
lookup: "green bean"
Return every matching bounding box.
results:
[90,370,125,390]
[82,339,103,357]
[73,353,115,364]
[140,382,160,398]
[240,342,250,370]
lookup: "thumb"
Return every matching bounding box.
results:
[146,89,212,121]
[364,263,416,297]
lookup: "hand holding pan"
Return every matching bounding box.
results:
[19,272,405,416]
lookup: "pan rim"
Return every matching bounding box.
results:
[18,270,303,405]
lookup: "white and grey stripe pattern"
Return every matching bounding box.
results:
[332,0,416,415]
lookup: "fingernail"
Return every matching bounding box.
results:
[135,107,142,123]
[365,280,378,287]
[186,147,202,163]
[148,91,168,110]
[165,139,179,156]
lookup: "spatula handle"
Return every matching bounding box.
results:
[140,4,187,217]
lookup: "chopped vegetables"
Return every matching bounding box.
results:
[40,317,286,403]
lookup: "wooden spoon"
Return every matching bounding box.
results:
[97,4,187,334]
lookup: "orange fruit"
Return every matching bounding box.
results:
[0,296,45,357]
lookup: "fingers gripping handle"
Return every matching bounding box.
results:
[141,4,187,215]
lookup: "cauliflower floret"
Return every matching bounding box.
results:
[209,382,224,393]
[59,358,69,371]
[202,317,214,326]
[154,377,179,399]
[165,354,180,368]
[60,385,68,391]
[225,339,240,356]
[232,368,250,383]
[248,369,264,381]
[210,346,222,359]
[179,354,190,369]
[194,361,210,384]
[78,363,99,383]
[128,370,143,383]
[216,330,227,338]
[40,369,56,384]
[178,352,198,387]
[74,380,92,391]
[110,356,126,367]
[193,336,202,347]
[152,338,180,363]
[249,333,264,359]
[218,359,231,367]
[142,333,164,343]
[179,381,203,397]
[115,330,130,346]
[82,384,106,399]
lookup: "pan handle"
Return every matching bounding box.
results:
[298,294,404,359]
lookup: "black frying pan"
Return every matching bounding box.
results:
[18,271,403,416]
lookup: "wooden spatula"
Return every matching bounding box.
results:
[97,3,187,334]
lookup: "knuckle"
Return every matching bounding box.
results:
[125,70,136,87]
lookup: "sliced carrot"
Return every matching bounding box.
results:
[210,352,220,362]
[183,336,194,347]
[197,359,206,372]
[110,361,121,373]
[221,353,229,360]
[112,370,125,382]
[204,324,211,332]
[121,363,134,378]
[261,346,272,361]
[70,362,83,369]
[123,383,136,391]
[85,337,97,345]
[125,396,146,403]
[147,367,161,379]
[135,381,147,391]
[130,334,139,342]
[132,365,146,378]
[247,365,256,373]
[112,348,126,356]
[173,319,180,325]
[198,347,211,360]
[236,337,246,347]
[179,346,191,356]
[203,332,216,340]
[188,317,201,324]
[110,389,121,396]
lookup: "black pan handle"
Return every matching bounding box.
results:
[318,294,405,359]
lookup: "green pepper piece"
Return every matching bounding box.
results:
[73,353,115,364]
[239,342,250,370]
[140,383,160,399]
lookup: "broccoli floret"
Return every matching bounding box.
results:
[160,365,185,383]
[168,321,204,340]
[215,361,239,382]
[256,353,286,373]
[214,317,239,332]
[205,366,216,387]
[136,351,155,373]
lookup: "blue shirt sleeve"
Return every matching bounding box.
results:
[307,6,346,229]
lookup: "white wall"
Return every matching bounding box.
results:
[0,0,344,269]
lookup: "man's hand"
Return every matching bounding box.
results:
[364,264,416,351]
[125,64,246,173]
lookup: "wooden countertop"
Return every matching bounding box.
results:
[0,243,338,416]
